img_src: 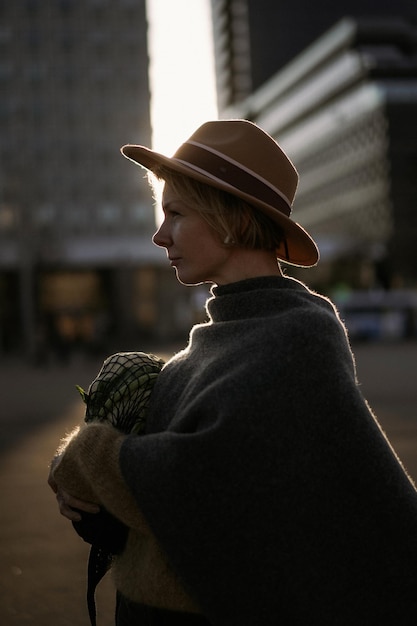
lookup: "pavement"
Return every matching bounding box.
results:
[0,352,118,626]
[0,341,416,626]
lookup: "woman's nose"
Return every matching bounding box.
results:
[152,220,171,248]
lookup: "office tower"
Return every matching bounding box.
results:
[0,0,156,355]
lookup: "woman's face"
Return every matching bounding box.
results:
[152,183,233,286]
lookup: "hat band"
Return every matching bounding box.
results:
[173,142,292,217]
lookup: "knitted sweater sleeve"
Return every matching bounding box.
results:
[51,422,151,533]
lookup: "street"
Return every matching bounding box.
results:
[0,341,416,625]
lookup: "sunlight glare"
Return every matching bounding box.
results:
[146,0,218,155]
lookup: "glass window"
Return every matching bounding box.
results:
[99,203,120,224]
[0,204,16,231]
[35,203,56,226]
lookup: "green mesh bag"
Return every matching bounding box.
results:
[77,351,165,435]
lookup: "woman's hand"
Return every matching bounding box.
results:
[48,456,100,522]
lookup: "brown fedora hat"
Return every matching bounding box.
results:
[121,119,319,267]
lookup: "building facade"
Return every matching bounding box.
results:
[211,0,416,110]
[211,2,417,292]
[0,0,197,359]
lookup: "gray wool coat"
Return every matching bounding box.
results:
[120,275,417,625]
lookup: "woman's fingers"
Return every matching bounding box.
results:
[56,489,100,522]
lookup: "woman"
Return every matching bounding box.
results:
[49,120,417,625]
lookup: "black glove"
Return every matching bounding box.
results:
[72,507,129,554]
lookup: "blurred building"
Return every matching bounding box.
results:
[211,0,415,109]
[211,1,417,291]
[0,0,196,359]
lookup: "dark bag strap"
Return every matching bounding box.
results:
[73,508,129,626]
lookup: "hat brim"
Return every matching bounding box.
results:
[121,144,319,267]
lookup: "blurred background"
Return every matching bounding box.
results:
[1,0,417,360]
[0,1,417,624]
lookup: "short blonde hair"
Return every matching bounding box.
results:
[149,166,285,251]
